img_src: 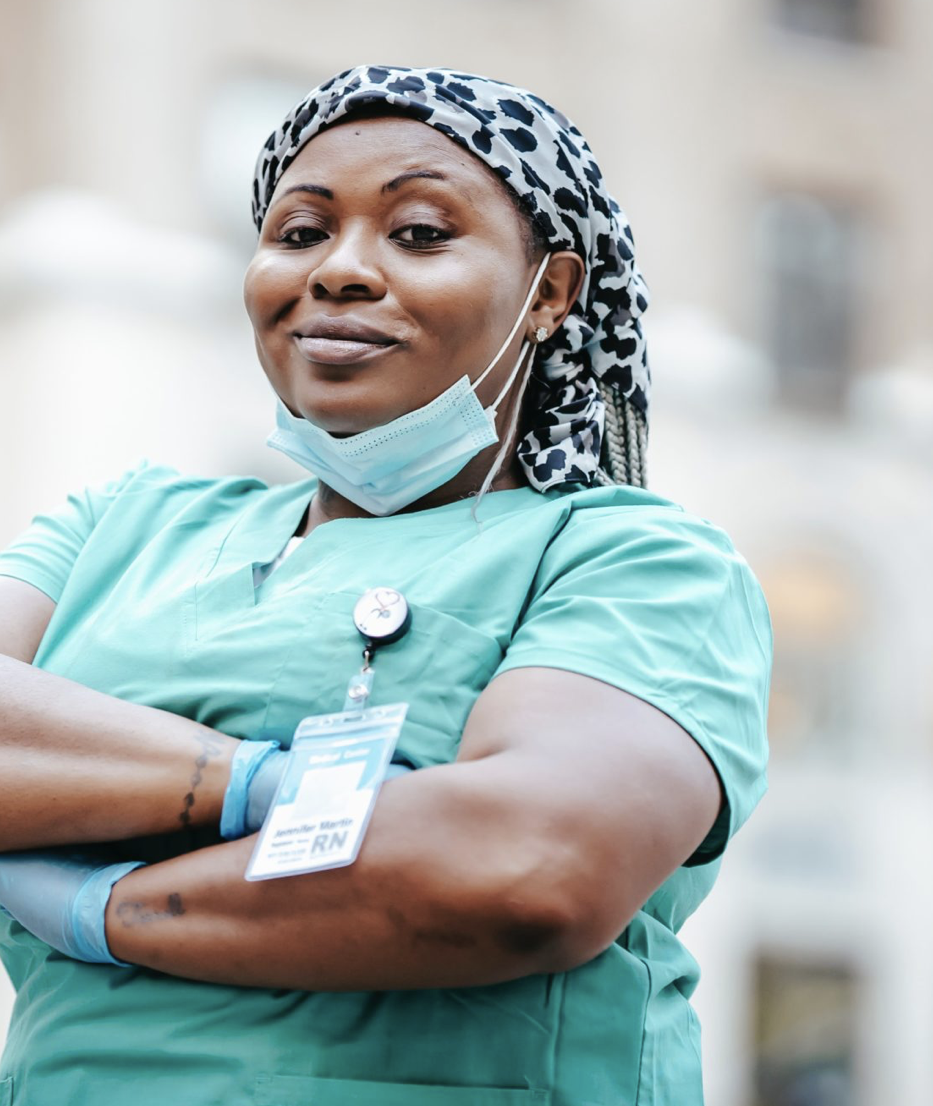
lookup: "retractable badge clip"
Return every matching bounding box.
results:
[344,587,412,711]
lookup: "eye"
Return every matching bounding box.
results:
[392,224,451,249]
[279,225,328,248]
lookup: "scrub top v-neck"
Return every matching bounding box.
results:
[0,461,771,1106]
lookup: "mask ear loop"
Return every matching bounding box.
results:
[470,340,538,525]
[469,254,551,525]
[472,253,551,397]
[488,340,531,414]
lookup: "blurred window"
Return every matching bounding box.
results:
[753,954,860,1106]
[772,0,869,43]
[756,192,865,412]
[760,549,861,757]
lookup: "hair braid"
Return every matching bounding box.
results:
[597,380,648,488]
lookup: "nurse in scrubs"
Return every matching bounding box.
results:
[0,66,771,1105]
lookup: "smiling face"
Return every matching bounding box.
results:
[244,115,545,437]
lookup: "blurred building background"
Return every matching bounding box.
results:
[0,1,931,1103]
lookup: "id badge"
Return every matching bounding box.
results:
[246,702,408,881]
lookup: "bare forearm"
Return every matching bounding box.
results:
[0,654,236,849]
[105,765,577,991]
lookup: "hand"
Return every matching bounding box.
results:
[220,740,414,840]
[0,849,145,965]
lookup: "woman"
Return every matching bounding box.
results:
[0,65,771,1104]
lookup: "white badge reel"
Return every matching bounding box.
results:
[246,587,411,881]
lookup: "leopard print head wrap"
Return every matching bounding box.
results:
[252,64,650,491]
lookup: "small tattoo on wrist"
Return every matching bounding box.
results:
[178,731,227,829]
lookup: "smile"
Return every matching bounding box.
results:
[293,335,399,366]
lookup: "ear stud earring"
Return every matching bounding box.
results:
[533,326,549,344]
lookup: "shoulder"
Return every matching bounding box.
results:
[529,483,772,654]
[51,460,306,565]
[0,461,276,607]
[540,483,752,580]
[86,460,275,525]
[101,459,265,502]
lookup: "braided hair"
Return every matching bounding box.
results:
[597,381,648,488]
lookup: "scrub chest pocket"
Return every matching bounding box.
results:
[252,1075,551,1106]
[258,592,507,766]
[184,573,507,766]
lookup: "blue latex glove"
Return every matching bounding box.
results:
[0,850,145,965]
[220,739,286,840]
[220,739,414,840]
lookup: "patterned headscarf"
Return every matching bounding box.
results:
[252,65,650,491]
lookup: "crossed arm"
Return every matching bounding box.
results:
[0,576,722,991]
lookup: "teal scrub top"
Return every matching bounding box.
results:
[0,462,771,1106]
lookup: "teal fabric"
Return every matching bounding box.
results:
[0,462,771,1106]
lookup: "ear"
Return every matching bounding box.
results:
[527,251,585,341]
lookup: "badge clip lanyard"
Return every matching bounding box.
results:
[343,587,412,711]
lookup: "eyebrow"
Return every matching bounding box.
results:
[381,169,448,193]
[274,169,449,208]
[278,183,335,202]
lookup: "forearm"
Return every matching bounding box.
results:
[0,654,237,850]
[105,763,577,991]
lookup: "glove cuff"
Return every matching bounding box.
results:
[220,739,282,840]
[72,861,147,967]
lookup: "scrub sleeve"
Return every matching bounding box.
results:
[0,463,148,604]
[495,503,771,865]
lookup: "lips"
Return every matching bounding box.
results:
[297,317,397,344]
[293,317,400,366]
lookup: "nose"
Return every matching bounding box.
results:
[308,224,386,301]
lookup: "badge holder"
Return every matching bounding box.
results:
[246,588,412,881]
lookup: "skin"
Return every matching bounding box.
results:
[0,116,723,989]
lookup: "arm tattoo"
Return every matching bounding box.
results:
[178,730,228,830]
[115,892,186,928]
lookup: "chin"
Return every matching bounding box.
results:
[274,365,423,437]
[290,391,402,437]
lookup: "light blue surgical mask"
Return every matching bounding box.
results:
[266,255,550,517]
